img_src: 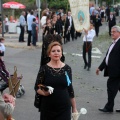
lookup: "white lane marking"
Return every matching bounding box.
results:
[63,47,102,59]
[63,52,101,58]
[92,47,102,54]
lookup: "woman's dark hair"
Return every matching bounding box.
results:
[44,34,62,46]
[0,37,4,42]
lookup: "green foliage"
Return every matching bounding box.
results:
[48,0,69,10]
[100,0,120,5]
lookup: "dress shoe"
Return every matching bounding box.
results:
[116,109,120,112]
[98,108,113,113]
[84,65,87,69]
[87,67,90,71]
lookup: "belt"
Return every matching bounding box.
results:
[84,41,92,43]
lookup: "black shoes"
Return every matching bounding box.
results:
[84,64,87,69]
[87,67,90,71]
[84,65,90,71]
[98,108,113,113]
[116,109,120,112]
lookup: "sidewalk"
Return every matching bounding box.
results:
[0,33,43,49]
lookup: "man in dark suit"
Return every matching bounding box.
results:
[107,12,116,36]
[66,11,75,41]
[96,25,120,113]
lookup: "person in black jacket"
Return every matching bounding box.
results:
[93,13,102,37]
[55,14,62,35]
[61,14,70,43]
[96,26,120,113]
[66,11,75,41]
[107,12,116,36]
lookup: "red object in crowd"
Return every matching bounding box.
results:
[2,1,26,9]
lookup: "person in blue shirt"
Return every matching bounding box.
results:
[19,11,26,42]
[32,18,37,46]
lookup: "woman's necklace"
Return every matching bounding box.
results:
[51,63,62,73]
[52,67,61,73]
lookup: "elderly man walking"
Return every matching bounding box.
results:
[96,26,120,113]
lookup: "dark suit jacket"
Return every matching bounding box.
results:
[99,38,120,77]
[107,15,116,27]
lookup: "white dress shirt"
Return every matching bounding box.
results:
[27,15,35,31]
[83,29,95,42]
[0,43,5,52]
[41,16,47,26]
[19,15,26,26]
[105,38,120,65]
[5,17,9,26]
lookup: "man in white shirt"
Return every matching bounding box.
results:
[83,22,95,71]
[27,11,35,46]
[4,15,9,33]
[19,11,26,42]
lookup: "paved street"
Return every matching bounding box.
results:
[1,18,120,120]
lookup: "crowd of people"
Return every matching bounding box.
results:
[1,3,120,120]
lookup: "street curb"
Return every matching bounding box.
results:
[4,42,43,49]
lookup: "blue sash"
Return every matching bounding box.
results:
[65,71,71,86]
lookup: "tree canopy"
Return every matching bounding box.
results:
[3,0,120,10]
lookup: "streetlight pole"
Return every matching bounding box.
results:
[113,0,114,6]
[36,0,41,42]
[96,0,98,7]
[0,0,4,37]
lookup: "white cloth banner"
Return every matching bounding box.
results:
[69,0,90,31]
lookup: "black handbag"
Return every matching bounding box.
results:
[34,92,42,112]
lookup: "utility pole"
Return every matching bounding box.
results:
[113,0,114,6]
[36,0,41,42]
[96,0,98,7]
[0,0,4,37]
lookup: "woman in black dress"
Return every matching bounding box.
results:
[35,42,77,120]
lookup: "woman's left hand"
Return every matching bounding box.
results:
[72,107,78,113]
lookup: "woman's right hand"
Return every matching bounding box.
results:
[37,89,51,96]
[43,90,51,96]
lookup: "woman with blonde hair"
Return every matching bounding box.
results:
[35,41,77,120]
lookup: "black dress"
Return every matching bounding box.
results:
[34,64,74,120]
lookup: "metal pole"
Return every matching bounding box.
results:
[1,0,4,37]
[96,0,98,7]
[113,0,114,6]
[38,0,41,42]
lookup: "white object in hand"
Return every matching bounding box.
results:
[80,108,87,114]
[47,86,54,94]
[4,103,14,115]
